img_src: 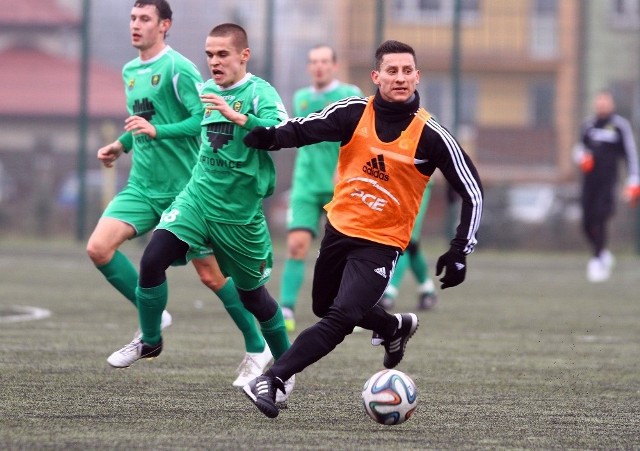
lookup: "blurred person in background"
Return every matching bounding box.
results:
[378,184,438,312]
[87,0,272,386]
[279,44,363,333]
[573,90,640,282]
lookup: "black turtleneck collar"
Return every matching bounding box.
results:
[371,90,422,142]
[595,113,613,126]
[373,90,421,123]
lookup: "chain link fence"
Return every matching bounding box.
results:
[1,0,638,251]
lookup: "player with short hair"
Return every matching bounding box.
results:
[574,90,640,282]
[106,22,295,401]
[280,44,363,332]
[88,1,271,386]
[242,39,483,417]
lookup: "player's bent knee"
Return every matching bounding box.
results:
[312,301,331,318]
[86,240,114,266]
[322,306,358,335]
[288,242,307,259]
[287,230,312,259]
[237,285,277,322]
[138,230,187,287]
[192,260,227,291]
[197,272,226,291]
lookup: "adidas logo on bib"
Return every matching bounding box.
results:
[363,154,389,181]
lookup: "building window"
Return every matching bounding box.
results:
[529,80,555,127]
[393,0,480,24]
[534,0,557,14]
[610,81,639,125]
[423,76,477,128]
[530,0,558,58]
[610,0,640,29]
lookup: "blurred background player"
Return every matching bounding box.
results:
[379,184,438,311]
[87,1,271,386]
[279,44,362,332]
[573,90,640,282]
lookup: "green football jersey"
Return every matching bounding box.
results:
[118,46,204,198]
[182,73,288,224]
[291,80,363,197]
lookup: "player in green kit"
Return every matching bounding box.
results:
[379,184,438,311]
[370,185,439,344]
[280,45,362,332]
[89,1,271,387]
[107,23,295,402]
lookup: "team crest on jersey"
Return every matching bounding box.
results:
[233,101,243,112]
[259,260,272,281]
[204,106,212,118]
[357,126,369,138]
[151,74,161,87]
[127,79,135,91]
[399,138,411,150]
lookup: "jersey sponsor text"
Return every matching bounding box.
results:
[200,155,244,169]
[350,188,388,211]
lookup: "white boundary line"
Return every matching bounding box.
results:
[0,305,52,323]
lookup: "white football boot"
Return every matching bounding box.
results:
[232,344,273,387]
[107,337,162,368]
[276,374,296,403]
[587,257,609,283]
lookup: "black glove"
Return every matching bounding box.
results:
[435,247,467,289]
[243,126,280,150]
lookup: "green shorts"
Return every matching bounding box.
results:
[102,185,175,237]
[156,196,273,290]
[410,183,433,242]
[287,191,334,237]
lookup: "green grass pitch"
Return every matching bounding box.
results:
[1,239,639,449]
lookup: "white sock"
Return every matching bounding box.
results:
[385,285,398,298]
[418,278,435,294]
[394,313,402,329]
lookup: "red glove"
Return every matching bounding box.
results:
[624,184,640,207]
[580,153,594,173]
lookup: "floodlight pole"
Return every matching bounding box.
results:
[264,0,274,83]
[76,0,91,241]
[375,0,385,45]
[445,0,463,240]
[452,0,462,135]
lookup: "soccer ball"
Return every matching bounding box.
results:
[362,369,417,425]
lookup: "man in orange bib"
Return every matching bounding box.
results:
[242,39,483,418]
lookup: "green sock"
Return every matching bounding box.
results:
[216,278,265,353]
[388,252,410,299]
[136,281,168,346]
[409,249,428,284]
[259,308,290,360]
[97,250,138,306]
[279,259,305,310]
